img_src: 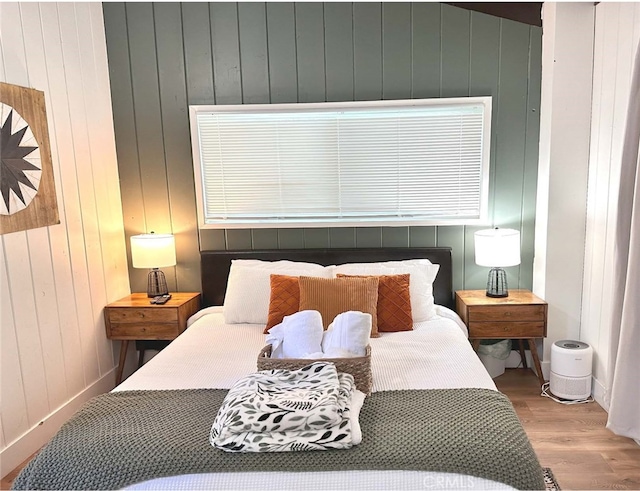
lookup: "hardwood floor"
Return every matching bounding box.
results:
[2,369,638,490]
[495,368,640,490]
[1,453,35,490]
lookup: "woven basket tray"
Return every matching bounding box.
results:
[257,345,372,395]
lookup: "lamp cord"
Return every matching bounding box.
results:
[540,382,594,405]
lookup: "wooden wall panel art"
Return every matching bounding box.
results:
[0,82,59,234]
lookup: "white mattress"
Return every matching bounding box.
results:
[118,307,510,490]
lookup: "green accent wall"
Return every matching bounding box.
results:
[103,2,542,295]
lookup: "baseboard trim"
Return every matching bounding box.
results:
[504,351,550,381]
[540,360,551,381]
[592,376,608,411]
[0,370,116,478]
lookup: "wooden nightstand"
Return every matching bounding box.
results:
[104,292,201,384]
[455,289,548,387]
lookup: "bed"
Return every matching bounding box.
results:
[14,248,545,490]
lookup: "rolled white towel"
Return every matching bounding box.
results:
[280,310,324,359]
[323,348,356,359]
[301,351,325,359]
[322,311,371,358]
[265,323,286,359]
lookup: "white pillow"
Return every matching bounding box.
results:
[223,260,331,324]
[331,259,440,322]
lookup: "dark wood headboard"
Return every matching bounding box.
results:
[200,247,453,309]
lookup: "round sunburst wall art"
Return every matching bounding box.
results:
[0,82,59,235]
[1,104,42,215]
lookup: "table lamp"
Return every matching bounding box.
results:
[474,228,520,298]
[130,232,176,297]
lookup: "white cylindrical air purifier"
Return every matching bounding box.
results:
[550,340,593,400]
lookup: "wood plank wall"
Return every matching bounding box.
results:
[0,2,130,476]
[103,2,542,294]
[581,2,640,402]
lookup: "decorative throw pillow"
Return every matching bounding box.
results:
[264,274,300,333]
[331,259,439,322]
[337,273,413,332]
[298,276,380,337]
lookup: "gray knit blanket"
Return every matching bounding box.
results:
[13,388,544,490]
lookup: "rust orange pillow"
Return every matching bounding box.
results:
[337,273,413,332]
[264,274,299,333]
[298,276,380,337]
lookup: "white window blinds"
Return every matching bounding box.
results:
[190,97,491,228]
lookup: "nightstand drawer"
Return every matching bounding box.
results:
[468,305,545,322]
[469,321,545,338]
[107,308,178,324]
[107,322,180,340]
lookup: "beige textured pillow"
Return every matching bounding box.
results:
[298,276,380,337]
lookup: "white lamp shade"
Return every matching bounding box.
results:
[474,228,521,268]
[130,234,176,269]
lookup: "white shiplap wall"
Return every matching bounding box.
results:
[581,3,640,408]
[0,2,130,476]
[534,3,595,379]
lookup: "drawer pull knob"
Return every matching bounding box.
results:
[504,312,512,317]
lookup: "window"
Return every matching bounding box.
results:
[190,97,491,228]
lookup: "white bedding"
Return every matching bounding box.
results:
[117,306,512,490]
[115,306,495,393]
